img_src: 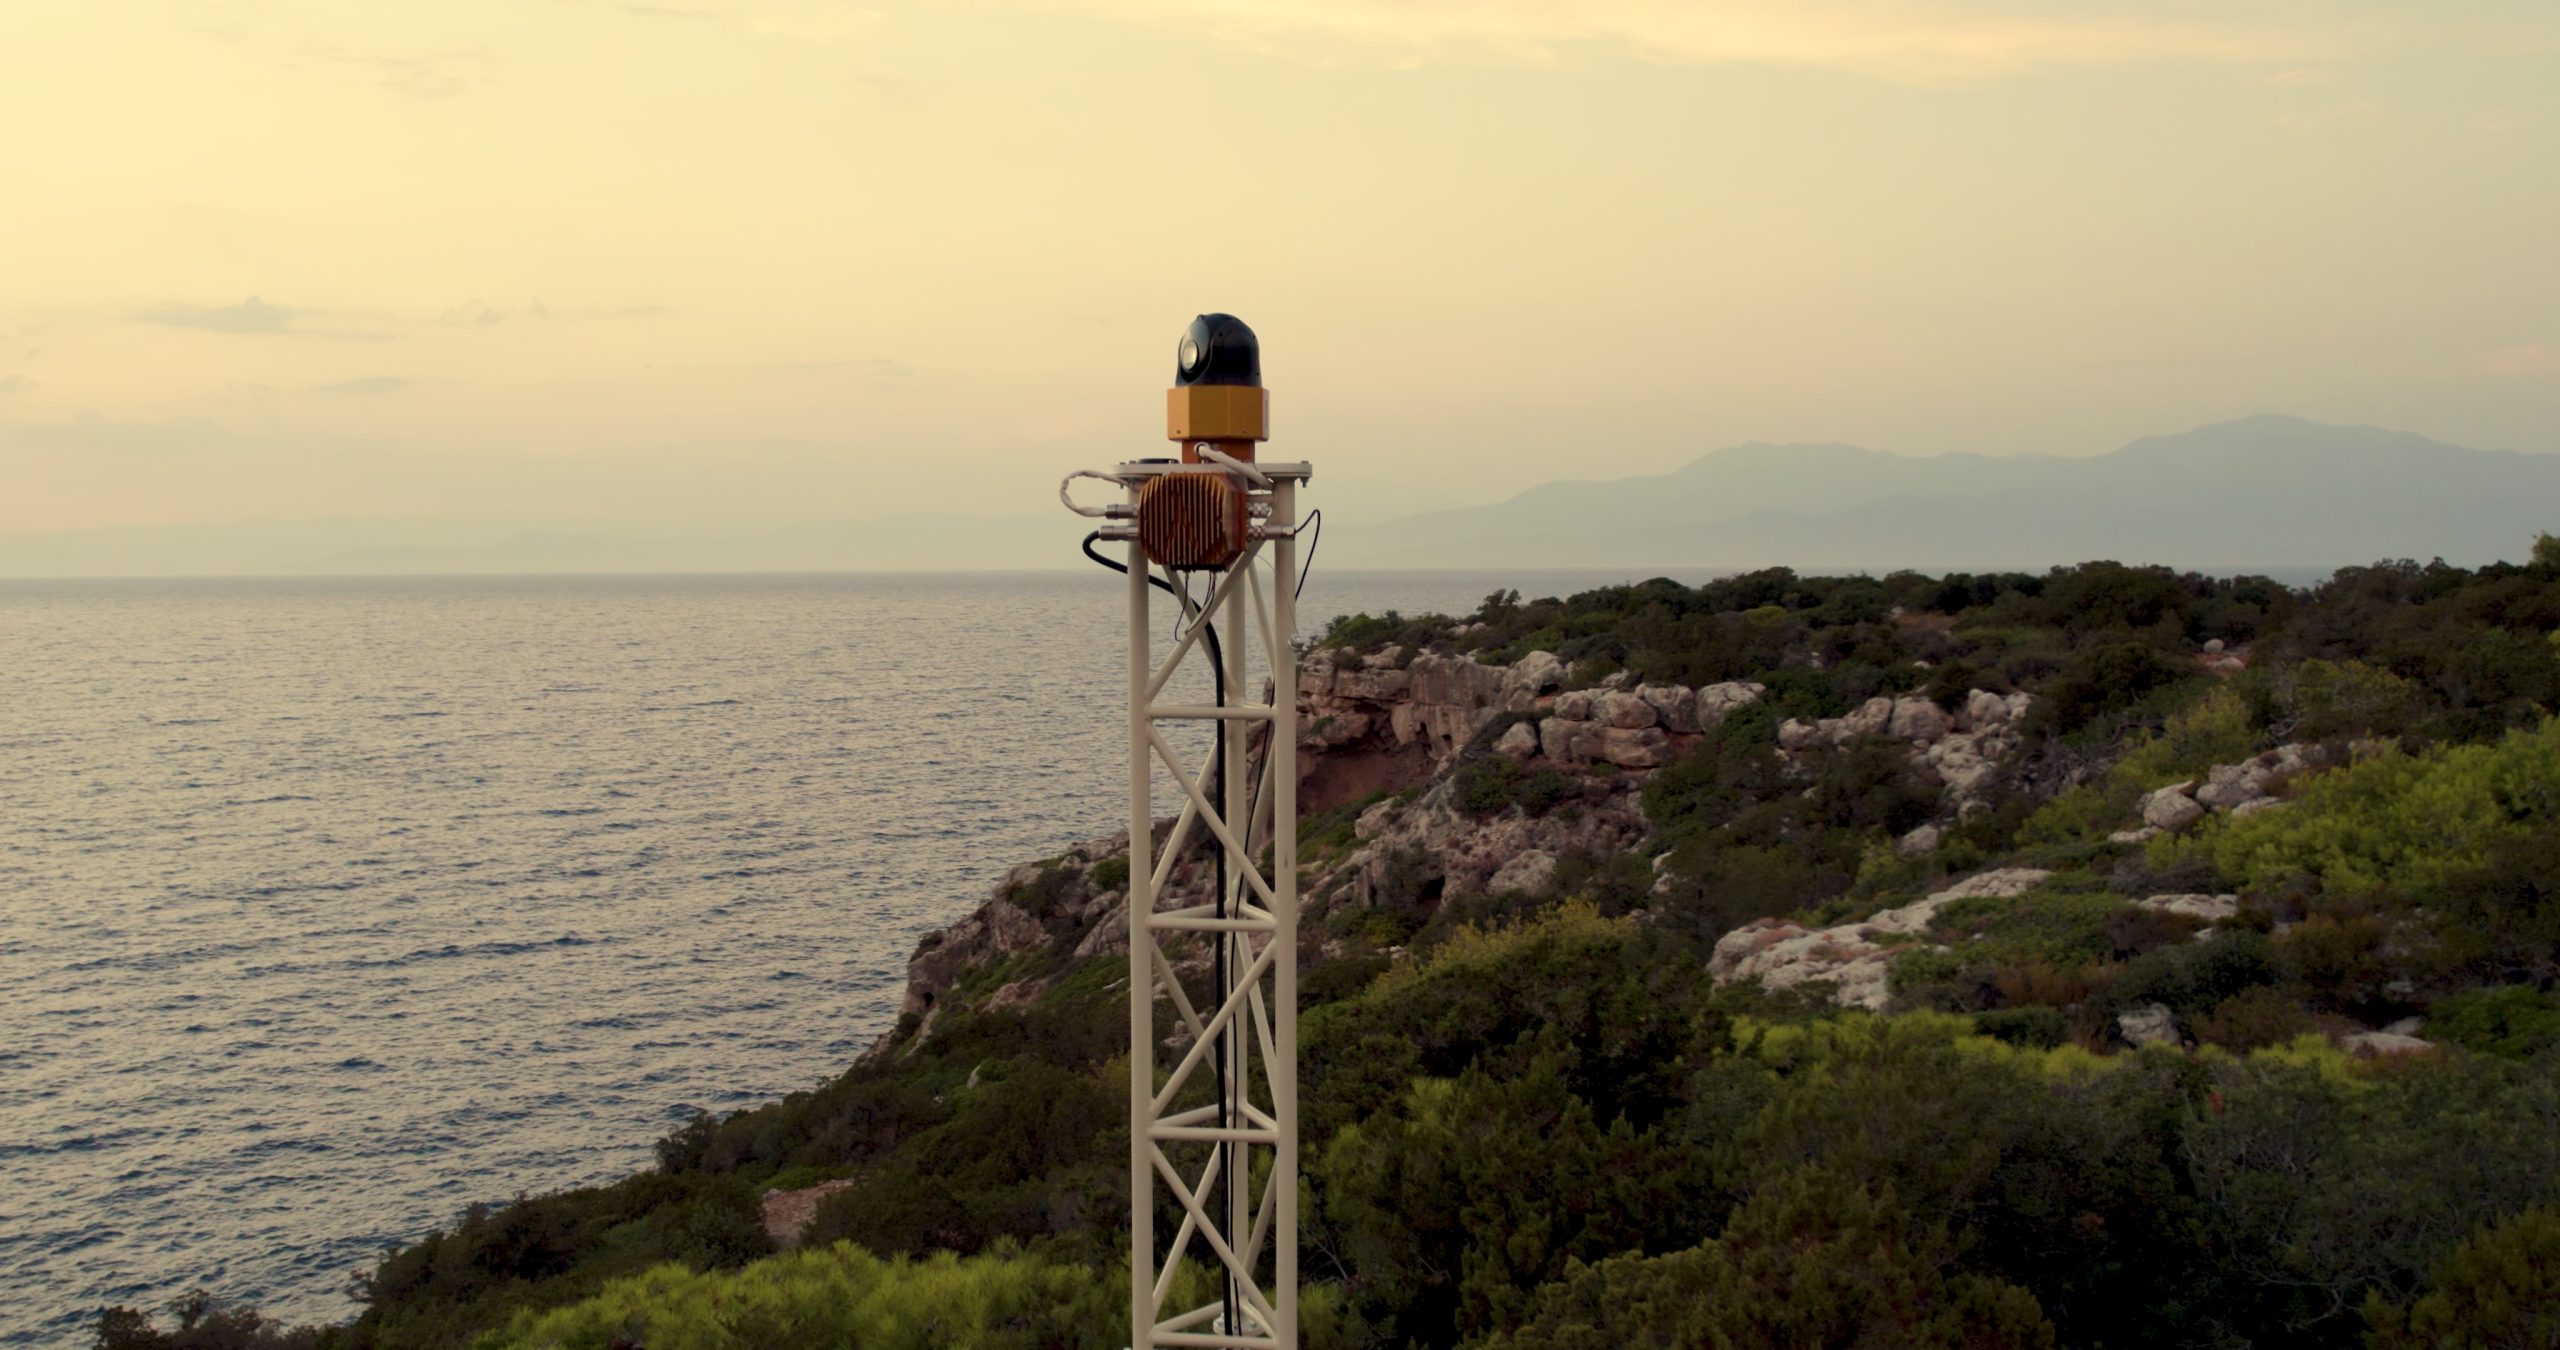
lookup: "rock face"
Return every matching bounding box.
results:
[1538,719,1673,769]
[1592,690,1659,729]
[1706,869,2053,1011]
[761,1179,855,1248]
[1304,653,2034,824]
[2118,1003,2180,1048]
[1776,691,2031,821]
[2134,893,2239,925]
[1530,680,1764,770]
[1297,648,1571,812]
[1637,683,1698,733]
[1487,849,1559,895]
[2141,783,2207,832]
[888,829,1221,1042]
[2341,1029,2434,1057]
[2128,742,2338,836]
[901,878,1056,1018]
[1344,776,1650,906]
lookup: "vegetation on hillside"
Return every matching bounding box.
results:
[104,549,2560,1349]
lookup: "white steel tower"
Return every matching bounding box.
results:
[1062,314,1305,1349]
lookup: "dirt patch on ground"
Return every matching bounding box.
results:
[1301,742,1432,817]
[760,1179,855,1248]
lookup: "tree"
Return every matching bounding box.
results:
[2367,1205,2560,1349]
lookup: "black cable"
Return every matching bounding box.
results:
[1295,508,1323,600]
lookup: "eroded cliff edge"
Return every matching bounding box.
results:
[872,631,2062,1057]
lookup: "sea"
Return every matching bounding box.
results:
[0,567,1678,1345]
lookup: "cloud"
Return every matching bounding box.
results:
[0,375,29,394]
[742,3,886,45]
[3,412,238,456]
[1034,0,2349,81]
[134,296,384,341]
[295,47,492,100]
[137,296,303,335]
[438,301,512,327]
[2483,344,2560,379]
[309,376,414,395]
[752,358,912,380]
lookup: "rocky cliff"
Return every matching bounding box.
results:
[876,639,2066,1051]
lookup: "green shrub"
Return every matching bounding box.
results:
[1321,1056,1697,1340]
[2191,985,2331,1052]
[2020,642,2193,739]
[1973,1007,2070,1050]
[2238,658,2420,741]
[2366,1204,2560,1349]
[1452,754,1577,818]
[2428,986,2560,1060]
[2111,685,2259,787]
[479,1242,1123,1350]
[92,1292,332,1350]
[2167,718,2560,899]
[1471,1167,2055,1350]
[1085,856,1129,893]
[1891,887,2145,1012]
[2101,932,2284,1019]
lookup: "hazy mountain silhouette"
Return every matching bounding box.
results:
[1331,416,2560,572]
[6,416,2549,578]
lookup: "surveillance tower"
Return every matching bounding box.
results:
[1062,315,1308,1349]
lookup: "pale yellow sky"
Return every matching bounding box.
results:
[3,0,2556,544]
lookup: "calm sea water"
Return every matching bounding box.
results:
[0,567,1671,1344]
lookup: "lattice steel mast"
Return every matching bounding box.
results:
[1061,315,1307,1348]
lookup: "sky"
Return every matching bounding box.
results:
[3,0,2557,559]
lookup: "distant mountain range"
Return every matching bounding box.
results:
[1327,415,2560,573]
[4,416,2550,577]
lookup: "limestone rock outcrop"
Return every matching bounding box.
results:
[2340,1029,2434,1057]
[2118,1003,2180,1048]
[2125,742,2339,837]
[2141,783,2207,832]
[1340,776,1650,906]
[1706,868,2053,1011]
[1776,691,2031,821]
[2133,893,2239,925]
[1534,680,1765,770]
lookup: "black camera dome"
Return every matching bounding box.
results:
[1175,314,1260,388]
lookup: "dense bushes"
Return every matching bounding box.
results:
[2367,1205,2560,1349]
[2172,718,2560,899]
[347,1172,769,1347]
[1450,752,1577,818]
[1471,1167,2056,1350]
[478,1243,1123,1350]
[93,1293,334,1350]
[2160,719,2560,988]
[1317,556,2560,756]
[2018,641,2194,738]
